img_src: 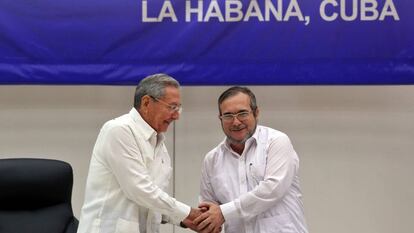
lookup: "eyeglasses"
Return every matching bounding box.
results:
[151,96,182,114]
[220,111,251,122]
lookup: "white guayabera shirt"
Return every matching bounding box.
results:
[78,108,190,233]
[200,125,309,233]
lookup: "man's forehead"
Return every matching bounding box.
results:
[160,87,181,104]
[162,87,180,96]
[221,93,249,105]
[220,98,250,113]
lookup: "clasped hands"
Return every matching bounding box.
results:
[182,202,224,233]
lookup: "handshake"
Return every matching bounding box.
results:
[182,202,224,233]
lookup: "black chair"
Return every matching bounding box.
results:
[0,158,78,233]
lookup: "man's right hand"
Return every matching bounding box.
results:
[193,202,224,233]
[181,207,204,231]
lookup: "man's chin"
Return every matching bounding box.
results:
[161,122,171,131]
[228,131,255,145]
[156,126,169,133]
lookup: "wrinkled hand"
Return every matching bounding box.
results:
[181,207,205,231]
[193,202,224,233]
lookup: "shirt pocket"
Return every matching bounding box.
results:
[258,214,297,233]
[157,163,172,188]
[151,157,172,188]
[249,163,266,185]
[114,218,139,233]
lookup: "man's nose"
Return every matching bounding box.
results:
[171,111,180,120]
[231,116,242,125]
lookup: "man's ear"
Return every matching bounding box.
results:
[140,95,152,113]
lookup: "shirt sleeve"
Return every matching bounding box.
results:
[220,134,298,222]
[100,124,190,224]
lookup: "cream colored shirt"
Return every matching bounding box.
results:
[77,108,190,233]
[200,125,308,233]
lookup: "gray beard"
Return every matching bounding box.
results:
[225,124,257,145]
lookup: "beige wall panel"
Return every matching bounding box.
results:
[1,85,413,233]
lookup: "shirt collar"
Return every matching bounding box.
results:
[129,107,165,143]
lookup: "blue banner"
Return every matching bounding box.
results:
[0,0,413,85]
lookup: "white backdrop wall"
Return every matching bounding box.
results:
[1,85,413,233]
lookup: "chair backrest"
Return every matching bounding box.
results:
[0,158,78,233]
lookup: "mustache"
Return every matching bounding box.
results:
[230,125,246,131]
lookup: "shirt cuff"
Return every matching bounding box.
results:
[220,201,240,222]
[170,201,191,225]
